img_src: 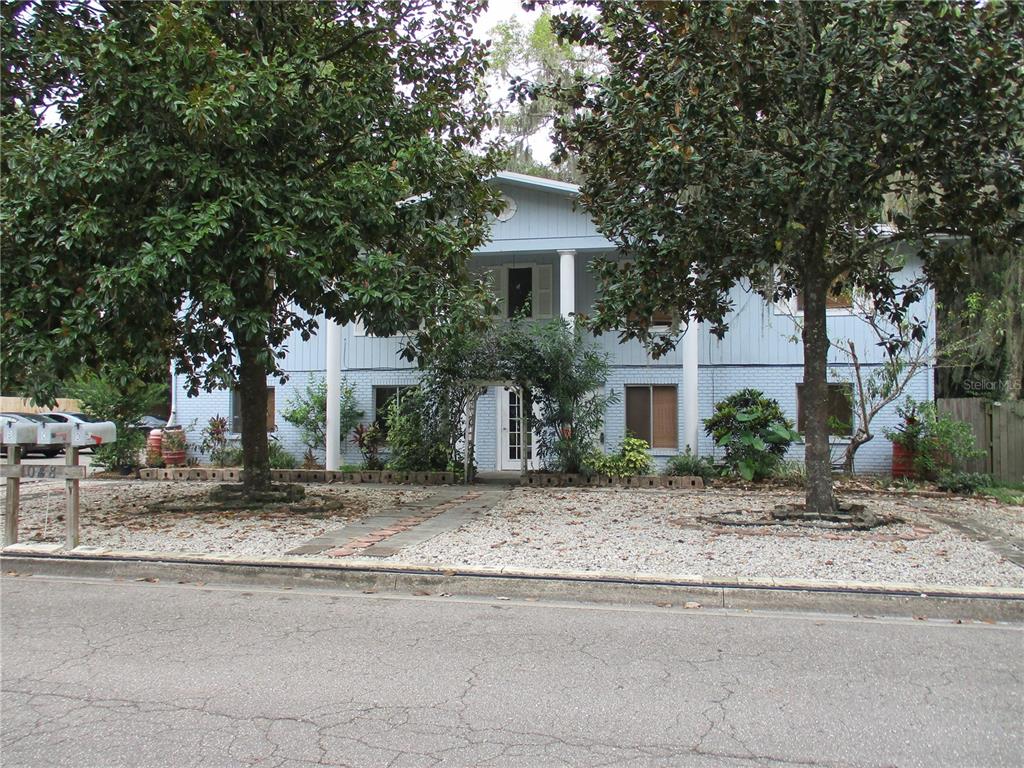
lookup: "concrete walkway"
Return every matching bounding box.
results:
[285,486,510,559]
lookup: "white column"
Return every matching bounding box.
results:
[558,249,576,323]
[166,359,178,427]
[325,318,342,470]
[682,315,700,454]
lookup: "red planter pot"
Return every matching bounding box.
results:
[891,442,916,479]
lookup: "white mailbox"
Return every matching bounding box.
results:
[1,418,38,446]
[71,420,117,447]
[37,422,75,446]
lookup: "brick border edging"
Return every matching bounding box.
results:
[138,468,458,485]
[3,549,1022,622]
[521,473,704,489]
[136,468,705,490]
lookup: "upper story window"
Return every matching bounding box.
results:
[481,264,553,319]
[778,274,855,316]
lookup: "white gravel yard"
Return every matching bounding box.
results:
[381,487,1024,589]
[4,480,430,557]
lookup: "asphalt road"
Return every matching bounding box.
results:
[1,575,1021,768]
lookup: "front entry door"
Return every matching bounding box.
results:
[498,387,537,471]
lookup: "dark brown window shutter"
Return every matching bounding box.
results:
[651,386,678,448]
[625,386,651,444]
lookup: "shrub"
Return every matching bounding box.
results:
[885,399,983,478]
[526,319,617,474]
[936,470,991,495]
[385,388,455,471]
[267,439,297,469]
[664,449,716,482]
[281,376,362,460]
[200,415,237,467]
[587,436,653,477]
[772,460,807,485]
[70,370,165,472]
[704,389,798,481]
[352,423,385,470]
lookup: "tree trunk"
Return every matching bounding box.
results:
[1005,257,1023,400]
[801,266,836,513]
[236,334,272,493]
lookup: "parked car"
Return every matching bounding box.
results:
[45,412,106,452]
[0,413,63,458]
[133,415,167,434]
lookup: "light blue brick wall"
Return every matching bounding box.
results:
[177,359,930,475]
[697,363,933,474]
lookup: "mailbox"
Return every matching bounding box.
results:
[37,422,75,446]
[71,420,117,447]
[1,418,38,446]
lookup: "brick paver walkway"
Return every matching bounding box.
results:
[286,486,509,559]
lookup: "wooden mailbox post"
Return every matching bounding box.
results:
[1,418,115,548]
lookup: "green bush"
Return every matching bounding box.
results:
[587,436,653,477]
[936,470,991,495]
[268,439,297,469]
[526,319,617,474]
[70,370,166,472]
[704,389,798,481]
[885,399,983,478]
[281,376,362,459]
[664,449,716,482]
[772,460,807,484]
[384,388,455,472]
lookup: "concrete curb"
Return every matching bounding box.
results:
[3,545,1022,622]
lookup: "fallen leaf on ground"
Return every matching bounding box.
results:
[684,601,702,609]
[413,590,431,596]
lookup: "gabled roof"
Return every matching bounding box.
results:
[491,171,580,196]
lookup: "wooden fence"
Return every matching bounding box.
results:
[937,398,1024,483]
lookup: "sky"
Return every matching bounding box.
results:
[474,0,556,163]
[474,0,540,42]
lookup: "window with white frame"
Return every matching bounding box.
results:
[481,264,553,319]
[373,385,412,441]
[796,382,854,437]
[625,385,678,449]
[230,387,276,433]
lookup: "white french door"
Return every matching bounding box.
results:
[498,387,538,471]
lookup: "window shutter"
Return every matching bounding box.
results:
[533,264,553,318]
[266,387,276,432]
[481,267,507,317]
[231,390,242,433]
[625,386,652,445]
[651,386,678,449]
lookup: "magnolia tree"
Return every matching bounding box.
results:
[1,1,501,493]
[532,0,1024,513]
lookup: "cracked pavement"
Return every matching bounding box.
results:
[1,574,1021,767]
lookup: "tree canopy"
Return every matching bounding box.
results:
[2,0,501,490]
[487,9,601,182]
[534,0,1024,512]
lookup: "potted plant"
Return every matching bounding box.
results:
[886,402,922,479]
[161,427,187,467]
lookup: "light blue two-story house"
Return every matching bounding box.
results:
[174,171,935,474]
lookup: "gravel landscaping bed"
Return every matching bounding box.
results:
[381,487,1024,588]
[4,480,430,557]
